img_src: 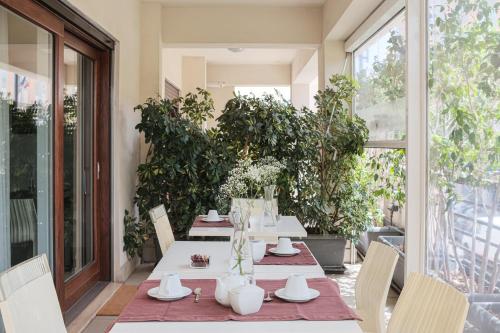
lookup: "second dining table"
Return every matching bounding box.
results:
[109,241,362,333]
[188,215,308,238]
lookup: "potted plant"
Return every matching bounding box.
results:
[124,89,234,260]
[301,75,372,272]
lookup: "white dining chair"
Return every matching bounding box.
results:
[386,272,469,333]
[355,241,399,333]
[0,254,67,333]
[149,204,175,256]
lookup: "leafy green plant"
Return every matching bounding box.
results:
[216,92,317,221]
[123,209,151,258]
[124,90,234,257]
[427,0,499,293]
[366,148,406,226]
[307,74,371,240]
[126,75,373,256]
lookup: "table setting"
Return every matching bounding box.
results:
[109,206,362,333]
[115,274,360,323]
[191,210,233,228]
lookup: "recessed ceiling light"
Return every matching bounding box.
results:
[228,48,244,53]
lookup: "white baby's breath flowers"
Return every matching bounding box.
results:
[218,157,285,205]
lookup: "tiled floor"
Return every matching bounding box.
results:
[80,262,399,333]
[80,264,154,333]
[329,264,399,325]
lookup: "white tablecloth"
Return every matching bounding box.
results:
[110,241,362,333]
[188,216,308,238]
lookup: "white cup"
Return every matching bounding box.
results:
[158,273,183,297]
[206,210,220,221]
[250,240,266,262]
[276,238,294,253]
[284,274,310,299]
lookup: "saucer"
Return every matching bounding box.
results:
[201,217,224,223]
[147,286,192,301]
[268,247,301,256]
[274,288,320,303]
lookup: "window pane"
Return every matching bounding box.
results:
[63,46,94,281]
[353,12,406,142]
[427,0,499,331]
[0,6,53,270]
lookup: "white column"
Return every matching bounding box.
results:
[291,83,310,110]
[181,56,207,96]
[405,0,427,276]
[140,2,163,101]
[318,40,349,89]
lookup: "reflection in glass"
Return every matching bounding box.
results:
[426,0,499,331]
[353,12,406,142]
[0,6,53,271]
[63,46,94,280]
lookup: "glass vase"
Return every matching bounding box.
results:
[229,203,254,281]
[262,185,277,227]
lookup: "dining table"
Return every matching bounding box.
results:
[109,241,362,333]
[188,215,308,238]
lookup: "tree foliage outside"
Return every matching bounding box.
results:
[427,0,500,298]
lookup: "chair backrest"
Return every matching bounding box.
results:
[355,241,399,333]
[0,254,66,333]
[149,204,175,256]
[387,272,469,333]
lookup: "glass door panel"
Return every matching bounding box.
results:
[63,46,94,281]
[0,4,53,271]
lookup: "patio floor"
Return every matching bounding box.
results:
[78,260,399,333]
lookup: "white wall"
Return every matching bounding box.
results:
[207,64,290,86]
[182,56,206,95]
[162,6,322,46]
[206,86,234,128]
[67,0,142,281]
[163,49,182,92]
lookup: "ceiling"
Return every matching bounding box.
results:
[164,48,301,65]
[147,0,326,7]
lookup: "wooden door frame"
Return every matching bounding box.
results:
[0,0,111,311]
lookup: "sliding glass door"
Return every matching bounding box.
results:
[0,0,111,313]
[0,4,53,272]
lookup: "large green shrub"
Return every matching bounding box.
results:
[216,93,316,220]
[306,75,371,239]
[125,76,372,256]
[126,90,234,255]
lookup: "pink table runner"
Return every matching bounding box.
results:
[116,278,360,323]
[256,243,317,266]
[192,216,233,228]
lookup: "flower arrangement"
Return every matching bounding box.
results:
[221,157,284,276]
[218,157,284,205]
